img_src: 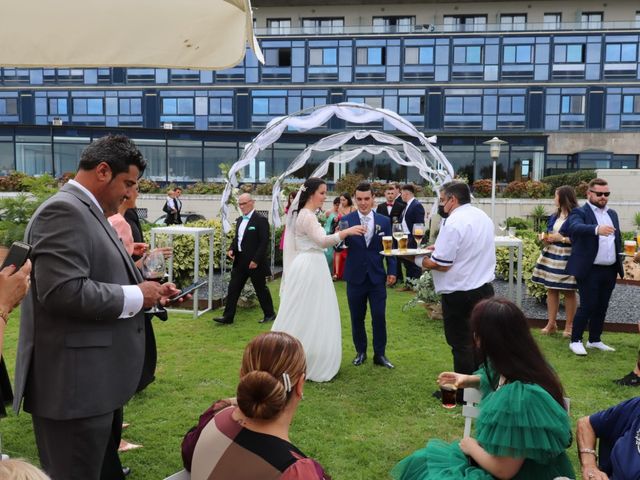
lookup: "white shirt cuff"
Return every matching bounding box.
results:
[414,255,426,268]
[595,226,599,235]
[120,285,144,318]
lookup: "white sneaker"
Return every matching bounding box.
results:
[586,341,616,352]
[569,342,587,356]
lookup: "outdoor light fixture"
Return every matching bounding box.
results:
[52,117,63,126]
[482,136,507,226]
[163,122,173,130]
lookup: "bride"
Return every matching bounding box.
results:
[272,177,365,382]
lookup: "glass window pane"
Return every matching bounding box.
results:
[504,46,515,63]
[464,97,481,114]
[606,44,620,62]
[446,97,462,114]
[516,46,531,63]
[512,96,525,113]
[253,98,268,114]
[405,47,418,64]
[324,49,337,65]
[163,99,177,115]
[567,45,583,62]
[621,44,637,62]
[309,49,323,65]
[177,98,193,115]
[467,46,481,63]
[499,97,511,113]
[270,98,286,114]
[356,48,367,64]
[623,95,633,113]
[420,47,433,64]
[73,99,87,115]
[87,99,103,114]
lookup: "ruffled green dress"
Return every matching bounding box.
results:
[391,366,574,480]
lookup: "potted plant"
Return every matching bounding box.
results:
[402,270,442,319]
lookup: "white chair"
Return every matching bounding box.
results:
[163,469,190,480]
[462,387,483,438]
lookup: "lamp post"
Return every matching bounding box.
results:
[483,137,507,226]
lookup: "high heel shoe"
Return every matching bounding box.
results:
[540,324,558,335]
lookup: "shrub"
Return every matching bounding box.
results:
[0,172,29,192]
[185,182,226,195]
[529,205,549,232]
[495,232,547,302]
[503,181,527,198]
[541,170,596,192]
[403,270,440,311]
[524,181,549,199]
[335,173,365,196]
[138,178,161,193]
[505,216,532,230]
[254,178,276,196]
[503,180,549,199]
[472,179,493,198]
[575,181,589,198]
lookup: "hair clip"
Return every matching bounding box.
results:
[300,185,307,192]
[282,372,292,392]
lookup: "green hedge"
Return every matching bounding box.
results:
[541,170,596,192]
[495,230,547,302]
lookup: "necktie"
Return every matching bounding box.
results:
[362,216,373,246]
[242,215,250,221]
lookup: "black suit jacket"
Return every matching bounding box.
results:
[376,202,393,218]
[389,196,406,222]
[231,212,271,276]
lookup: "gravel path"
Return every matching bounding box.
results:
[492,279,640,325]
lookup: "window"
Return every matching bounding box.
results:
[252,97,286,115]
[162,98,194,115]
[498,96,525,114]
[543,13,561,29]
[373,16,415,33]
[622,95,640,113]
[561,95,585,114]
[443,15,486,32]
[209,97,233,115]
[118,98,141,115]
[356,47,386,65]
[405,46,434,64]
[581,12,602,28]
[500,14,527,31]
[445,96,482,114]
[49,98,68,115]
[453,46,483,64]
[503,45,532,64]
[267,18,291,34]
[301,96,326,109]
[398,96,425,115]
[554,44,585,63]
[605,43,637,62]
[73,98,103,115]
[0,98,18,115]
[348,96,382,109]
[309,48,337,66]
[264,48,292,67]
[302,17,344,34]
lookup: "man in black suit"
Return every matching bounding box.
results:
[399,184,425,287]
[214,193,276,325]
[376,183,402,286]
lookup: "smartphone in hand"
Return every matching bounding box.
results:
[1,241,32,272]
[167,279,207,304]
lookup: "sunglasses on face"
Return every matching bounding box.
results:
[589,190,610,197]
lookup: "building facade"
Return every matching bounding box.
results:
[1,0,640,184]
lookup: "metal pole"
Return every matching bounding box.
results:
[491,157,496,224]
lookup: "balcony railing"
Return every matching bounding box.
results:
[255,20,640,37]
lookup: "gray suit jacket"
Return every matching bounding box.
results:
[14,183,145,420]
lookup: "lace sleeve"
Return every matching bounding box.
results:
[297,210,341,248]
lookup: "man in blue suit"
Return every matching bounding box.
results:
[562,178,623,356]
[399,184,426,288]
[343,182,397,369]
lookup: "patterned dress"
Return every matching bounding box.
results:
[531,214,577,290]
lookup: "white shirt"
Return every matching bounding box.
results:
[589,202,616,266]
[420,203,495,294]
[401,197,415,234]
[359,211,374,246]
[68,180,143,318]
[237,210,254,252]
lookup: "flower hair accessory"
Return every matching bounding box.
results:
[300,185,307,192]
[282,372,292,392]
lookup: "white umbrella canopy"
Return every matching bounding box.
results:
[0,0,263,69]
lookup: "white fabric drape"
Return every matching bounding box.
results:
[220,103,454,232]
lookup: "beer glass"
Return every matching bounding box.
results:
[398,235,408,252]
[412,223,425,248]
[440,384,457,409]
[382,236,393,254]
[624,240,637,256]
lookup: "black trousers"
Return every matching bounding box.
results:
[33,408,124,480]
[222,264,275,321]
[571,264,618,343]
[441,283,494,375]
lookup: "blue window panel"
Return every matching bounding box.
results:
[445,97,462,114]
[30,70,43,85]
[200,71,213,83]
[387,66,400,82]
[561,97,570,113]
[35,98,47,115]
[453,47,465,63]
[253,98,268,114]
[465,97,481,114]
[368,48,383,64]
[484,65,498,81]
[106,98,118,115]
[513,96,525,113]
[435,46,449,65]
[246,68,258,83]
[586,44,601,63]
[387,46,400,66]
[468,46,482,63]
[288,97,301,113]
[73,99,87,114]
[177,98,193,114]
[85,69,97,84]
[483,117,497,130]
[339,47,352,66]
[131,99,142,115]
[566,45,584,62]
[622,96,633,113]
[292,67,305,82]
[339,67,352,82]
[221,98,232,115]
[535,45,549,64]
[504,46,516,63]
[104,117,117,127]
[324,49,337,65]
[163,99,177,115]
[546,95,560,114]
[484,96,497,114]
[517,46,532,63]
[622,44,637,61]
[435,66,449,81]
[485,45,498,64]
[156,69,168,83]
[195,97,208,116]
[292,47,305,67]
[271,98,286,114]
[605,115,620,130]
[606,44,621,61]
[87,99,103,114]
[545,116,560,130]
[499,97,511,113]
[585,64,600,80]
[195,117,208,130]
[534,65,549,80]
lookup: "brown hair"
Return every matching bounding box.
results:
[588,178,608,188]
[0,459,51,480]
[400,184,415,194]
[236,332,306,421]
[555,185,578,217]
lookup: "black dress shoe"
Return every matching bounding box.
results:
[213,317,233,325]
[352,352,367,366]
[259,314,277,324]
[122,467,131,477]
[373,355,394,369]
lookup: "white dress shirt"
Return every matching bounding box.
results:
[401,197,415,234]
[237,210,254,252]
[589,202,616,266]
[68,179,143,318]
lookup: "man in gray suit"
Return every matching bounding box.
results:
[14,135,179,480]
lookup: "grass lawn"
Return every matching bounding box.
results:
[1,280,638,479]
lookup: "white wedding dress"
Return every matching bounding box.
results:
[272,208,342,382]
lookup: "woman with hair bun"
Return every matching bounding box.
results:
[181,332,331,480]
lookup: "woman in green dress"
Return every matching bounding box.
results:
[392,298,574,480]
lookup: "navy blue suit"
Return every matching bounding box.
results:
[343,211,396,356]
[562,202,623,343]
[400,198,426,280]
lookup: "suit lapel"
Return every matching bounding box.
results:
[583,203,597,224]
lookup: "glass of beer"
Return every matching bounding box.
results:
[636,231,640,248]
[624,240,637,256]
[398,235,408,252]
[440,384,457,409]
[412,223,425,248]
[382,236,393,254]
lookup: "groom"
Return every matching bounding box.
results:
[343,182,397,369]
